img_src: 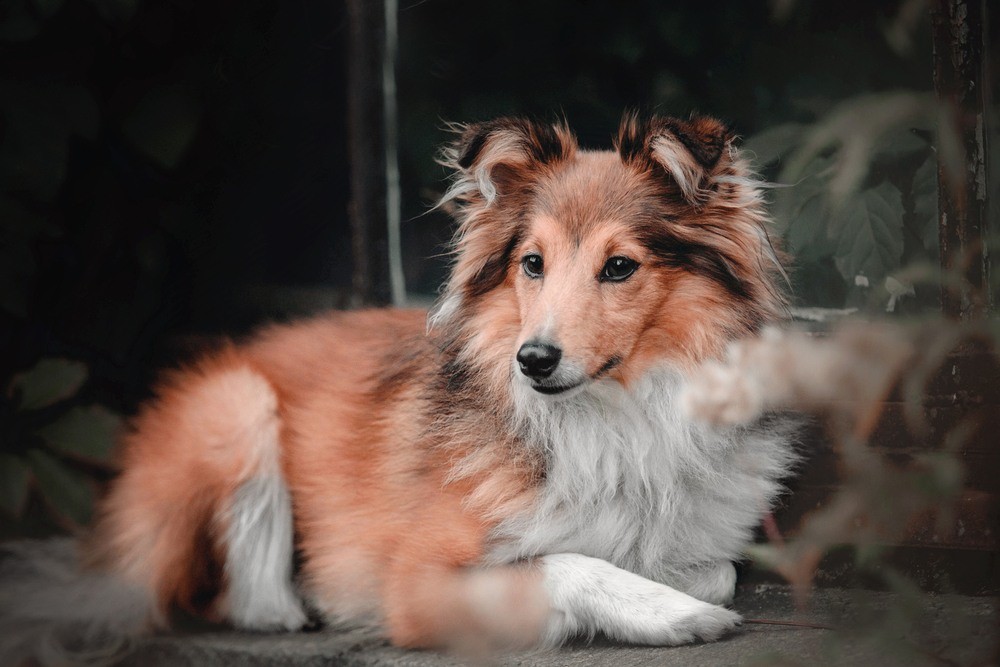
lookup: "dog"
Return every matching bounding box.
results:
[0,113,797,661]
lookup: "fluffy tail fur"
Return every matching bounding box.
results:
[0,538,157,666]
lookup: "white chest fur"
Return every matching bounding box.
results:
[487,370,796,588]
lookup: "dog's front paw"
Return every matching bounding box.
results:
[542,553,742,648]
[666,600,741,644]
[625,594,742,646]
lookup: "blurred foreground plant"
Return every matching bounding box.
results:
[683,317,997,662]
[1,359,120,532]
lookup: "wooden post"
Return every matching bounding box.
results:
[346,0,393,306]
[930,0,992,319]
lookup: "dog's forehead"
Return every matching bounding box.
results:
[529,150,664,238]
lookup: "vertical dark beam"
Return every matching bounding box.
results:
[346,0,391,306]
[930,0,992,319]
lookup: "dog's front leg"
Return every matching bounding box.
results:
[540,553,741,646]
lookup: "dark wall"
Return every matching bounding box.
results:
[1,0,351,407]
[0,0,950,412]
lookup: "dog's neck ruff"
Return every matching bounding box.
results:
[487,368,796,586]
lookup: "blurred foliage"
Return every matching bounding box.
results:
[746,324,993,664]
[1,358,120,532]
[684,317,998,663]
[744,92,943,312]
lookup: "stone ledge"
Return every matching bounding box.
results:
[122,586,998,666]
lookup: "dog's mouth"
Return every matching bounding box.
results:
[528,356,621,396]
[530,382,583,395]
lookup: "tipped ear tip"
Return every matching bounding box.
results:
[667,115,734,169]
[688,115,736,148]
[448,117,575,174]
[616,113,735,174]
[451,122,492,171]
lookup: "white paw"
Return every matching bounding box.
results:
[616,590,741,646]
[658,600,742,645]
[542,554,741,647]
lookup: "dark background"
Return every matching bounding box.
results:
[1,0,949,414]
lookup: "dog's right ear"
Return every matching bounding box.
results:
[440,118,576,205]
[616,113,734,206]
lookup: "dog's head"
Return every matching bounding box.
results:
[432,114,785,398]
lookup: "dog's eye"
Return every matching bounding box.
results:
[600,256,638,282]
[521,254,544,278]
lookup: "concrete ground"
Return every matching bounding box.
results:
[122,586,998,666]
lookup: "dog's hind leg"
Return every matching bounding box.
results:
[90,357,306,632]
[194,362,307,631]
[2,357,307,664]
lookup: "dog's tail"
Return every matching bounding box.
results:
[0,538,158,666]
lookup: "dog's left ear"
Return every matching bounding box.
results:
[616,114,734,205]
[441,118,576,205]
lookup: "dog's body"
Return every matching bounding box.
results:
[1,114,796,659]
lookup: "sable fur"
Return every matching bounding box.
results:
[0,114,796,662]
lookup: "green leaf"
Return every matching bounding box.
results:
[911,156,939,254]
[9,358,88,410]
[831,181,905,286]
[776,155,836,252]
[0,453,31,517]
[27,449,93,526]
[786,188,835,262]
[36,405,121,463]
[741,123,807,168]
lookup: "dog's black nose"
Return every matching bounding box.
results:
[517,343,562,379]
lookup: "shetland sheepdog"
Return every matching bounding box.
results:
[0,113,797,661]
